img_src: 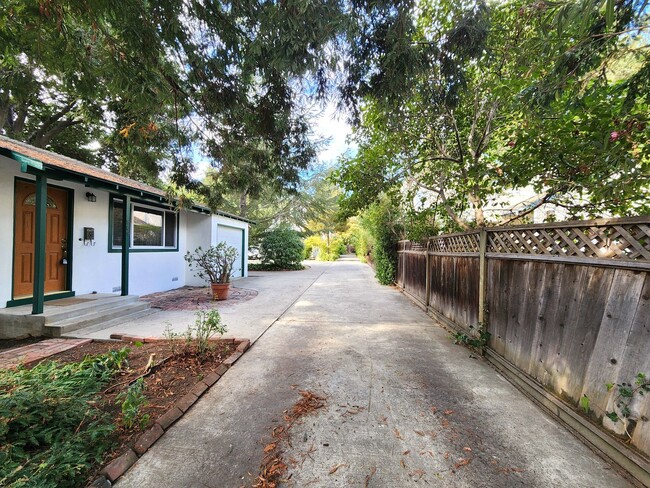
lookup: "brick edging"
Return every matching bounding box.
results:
[89,337,251,487]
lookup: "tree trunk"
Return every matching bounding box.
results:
[239,190,248,218]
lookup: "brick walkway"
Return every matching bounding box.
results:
[0,338,92,369]
[141,286,258,311]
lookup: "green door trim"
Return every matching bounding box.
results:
[8,177,76,310]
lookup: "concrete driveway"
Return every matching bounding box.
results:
[116,256,632,487]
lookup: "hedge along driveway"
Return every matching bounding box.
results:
[116,256,633,487]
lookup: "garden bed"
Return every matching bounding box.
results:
[0,336,249,487]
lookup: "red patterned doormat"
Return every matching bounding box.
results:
[141,286,258,311]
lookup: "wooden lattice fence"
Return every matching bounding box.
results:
[397,216,650,475]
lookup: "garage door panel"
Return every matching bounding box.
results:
[217,226,244,278]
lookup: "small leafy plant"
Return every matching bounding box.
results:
[605,372,649,439]
[163,322,181,356]
[117,378,150,430]
[193,309,227,355]
[184,242,239,284]
[453,323,491,354]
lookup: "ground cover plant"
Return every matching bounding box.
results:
[0,312,238,487]
[0,349,129,488]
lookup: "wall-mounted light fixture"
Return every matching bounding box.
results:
[86,192,97,202]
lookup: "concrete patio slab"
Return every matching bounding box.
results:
[72,264,329,343]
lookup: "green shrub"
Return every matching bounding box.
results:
[303,234,345,261]
[361,198,400,285]
[0,349,129,488]
[303,235,321,259]
[260,227,304,269]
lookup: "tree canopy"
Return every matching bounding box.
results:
[334,0,650,231]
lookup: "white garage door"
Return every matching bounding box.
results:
[217,225,244,278]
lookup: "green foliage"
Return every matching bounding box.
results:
[343,217,374,263]
[0,349,129,487]
[580,395,591,414]
[185,243,239,284]
[192,310,227,356]
[163,323,180,356]
[605,372,649,438]
[304,235,321,260]
[335,0,650,227]
[117,378,149,431]
[0,0,353,192]
[453,324,491,354]
[360,198,401,285]
[260,227,305,270]
[303,234,345,261]
[167,310,228,356]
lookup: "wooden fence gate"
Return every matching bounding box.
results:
[397,216,650,484]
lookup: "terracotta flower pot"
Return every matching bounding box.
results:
[210,282,230,301]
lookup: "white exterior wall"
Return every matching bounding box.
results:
[184,211,213,286]
[213,215,249,279]
[0,155,20,306]
[0,154,225,307]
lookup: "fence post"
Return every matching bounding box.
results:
[478,229,487,325]
[425,239,431,309]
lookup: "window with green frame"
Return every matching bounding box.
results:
[110,197,178,251]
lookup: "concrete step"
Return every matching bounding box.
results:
[43,295,140,323]
[63,308,159,337]
[44,301,151,337]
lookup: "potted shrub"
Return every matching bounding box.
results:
[184,242,239,300]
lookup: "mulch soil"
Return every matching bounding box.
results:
[41,339,237,484]
[0,336,45,351]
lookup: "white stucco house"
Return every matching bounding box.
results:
[0,135,251,315]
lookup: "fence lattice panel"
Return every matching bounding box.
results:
[487,220,650,262]
[429,232,480,253]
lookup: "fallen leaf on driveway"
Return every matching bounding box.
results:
[328,463,347,474]
[403,450,410,455]
[411,469,426,479]
[414,430,425,436]
[264,443,276,453]
[431,407,438,414]
[444,409,454,415]
[463,447,472,452]
[454,458,471,469]
[393,428,404,440]
[364,467,377,487]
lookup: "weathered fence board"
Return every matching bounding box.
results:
[428,255,479,330]
[396,216,650,466]
[580,270,646,417]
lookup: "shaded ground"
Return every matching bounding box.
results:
[0,336,44,351]
[117,257,631,488]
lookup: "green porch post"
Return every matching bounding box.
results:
[121,195,131,296]
[32,174,47,314]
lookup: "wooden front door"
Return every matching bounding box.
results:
[13,180,69,299]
